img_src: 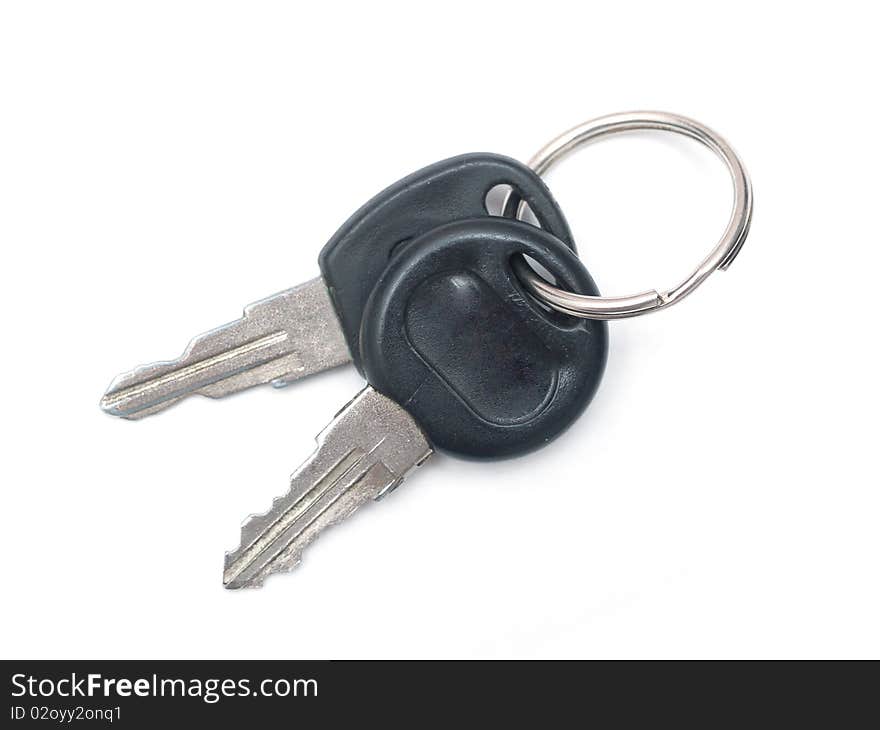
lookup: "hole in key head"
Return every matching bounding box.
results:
[511,253,581,330]
[484,184,541,228]
[522,254,556,286]
[484,184,512,216]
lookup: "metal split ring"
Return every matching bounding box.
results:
[506,111,753,319]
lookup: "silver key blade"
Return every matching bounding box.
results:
[223,386,432,589]
[100,277,352,419]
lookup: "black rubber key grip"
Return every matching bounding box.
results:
[360,218,608,459]
[318,153,576,370]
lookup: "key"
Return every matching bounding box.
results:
[101,154,578,419]
[224,217,608,588]
[100,279,350,419]
[222,386,432,588]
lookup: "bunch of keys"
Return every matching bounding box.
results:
[101,111,753,588]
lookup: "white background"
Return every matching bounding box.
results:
[1,1,878,659]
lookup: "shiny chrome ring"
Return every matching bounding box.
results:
[506,111,753,319]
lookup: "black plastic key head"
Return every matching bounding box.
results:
[360,218,608,459]
[318,153,577,370]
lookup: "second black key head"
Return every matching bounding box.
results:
[359,217,608,459]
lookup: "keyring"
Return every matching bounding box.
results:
[505,111,753,319]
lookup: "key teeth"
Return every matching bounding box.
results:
[223,496,316,589]
[223,488,369,589]
[220,426,334,589]
[223,502,307,589]
[220,387,434,589]
[235,489,303,549]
